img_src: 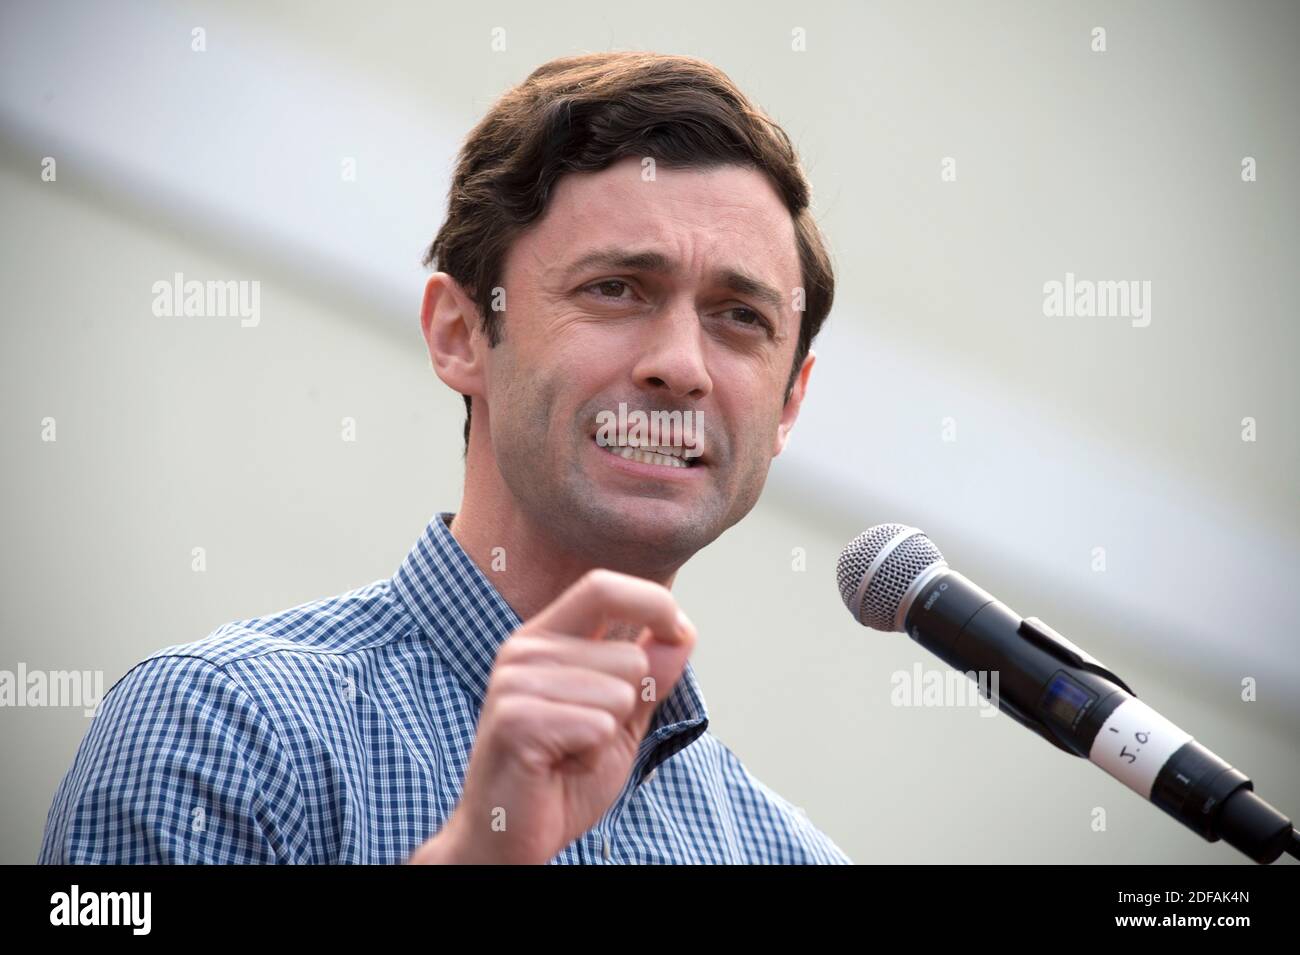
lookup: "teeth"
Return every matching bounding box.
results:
[597,442,692,469]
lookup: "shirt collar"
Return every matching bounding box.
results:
[392,512,709,769]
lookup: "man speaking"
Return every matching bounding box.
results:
[39,51,848,864]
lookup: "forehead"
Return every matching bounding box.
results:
[513,157,800,283]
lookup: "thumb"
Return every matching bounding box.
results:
[626,610,696,740]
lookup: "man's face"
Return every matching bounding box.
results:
[480,157,812,569]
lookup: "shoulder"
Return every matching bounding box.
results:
[88,578,422,752]
[60,579,406,723]
[39,581,411,864]
[688,732,853,864]
[121,578,418,701]
[148,577,408,669]
[40,652,306,863]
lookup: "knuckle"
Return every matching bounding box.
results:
[499,633,542,662]
[488,664,527,696]
[581,567,618,592]
[589,708,619,738]
[623,642,651,674]
[615,680,638,713]
[489,693,537,733]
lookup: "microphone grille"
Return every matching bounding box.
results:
[835,524,945,631]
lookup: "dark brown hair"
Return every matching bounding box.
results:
[423,51,835,452]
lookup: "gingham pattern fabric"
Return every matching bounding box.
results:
[40,512,851,864]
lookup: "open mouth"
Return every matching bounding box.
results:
[592,436,702,470]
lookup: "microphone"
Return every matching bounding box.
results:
[835,523,1300,864]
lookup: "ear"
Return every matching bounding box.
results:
[772,350,816,457]
[420,273,485,401]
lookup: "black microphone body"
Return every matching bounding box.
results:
[837,524,1298,864]
[909,568,1293,863]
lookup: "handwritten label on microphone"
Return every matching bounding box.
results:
[1089,698,1192,799]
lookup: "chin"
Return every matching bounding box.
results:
[576,499,715,555]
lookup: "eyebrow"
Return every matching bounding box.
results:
[563,247,788,313]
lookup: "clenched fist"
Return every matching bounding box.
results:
[407,568,696,864]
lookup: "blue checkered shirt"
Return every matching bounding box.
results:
[40,512,851,864]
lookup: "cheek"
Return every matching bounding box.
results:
[750,402,787,460]
[490,345,592,453]
[484,348,540,443]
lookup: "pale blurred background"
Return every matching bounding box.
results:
[1,0,1296,865]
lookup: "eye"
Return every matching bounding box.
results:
[720,306,772,334]
[726,307,762,326]
[583,279,635,300]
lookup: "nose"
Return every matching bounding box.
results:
[630,302,713,401]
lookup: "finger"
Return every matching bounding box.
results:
[489,664,639,722]
[525,569,688,647]
[626,611,697,739]
[489,694,620,764]
[500,632,650,685]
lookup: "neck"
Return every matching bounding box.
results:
[448,431,680,623]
